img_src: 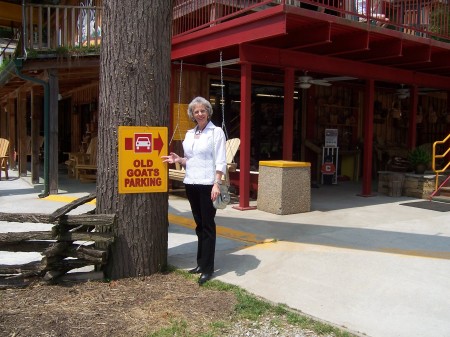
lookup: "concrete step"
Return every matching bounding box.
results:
[431,195,450,204]
[439,186,450,197]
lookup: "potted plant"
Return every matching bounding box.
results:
[407,147,432,174]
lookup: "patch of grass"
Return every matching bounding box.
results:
[149,320,188,337]
[0,58,11,72]
[233,287,273,320]
[285,308,354,337]
[172,267,357,337]
[210,321,227,330]
[149,319,226,337]
[269,316,285,328]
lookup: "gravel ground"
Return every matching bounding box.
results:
[0,272,345,337]
[228,316,332,336]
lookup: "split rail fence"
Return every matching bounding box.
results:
[0,193,115,288]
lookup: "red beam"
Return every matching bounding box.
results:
[283,68,294,160]
[172,10,287,60]
[414,52,450,72]
[240,44,450,90]
[288,23,331,50]
[379,45,431,66]
[357,39,403,61]
[325,31,370,56]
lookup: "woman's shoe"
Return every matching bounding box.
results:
[188,266,202,274]
[198,273,212,285]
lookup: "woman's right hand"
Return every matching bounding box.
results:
[161,152,180,164]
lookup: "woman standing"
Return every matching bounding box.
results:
[162,96,227,285]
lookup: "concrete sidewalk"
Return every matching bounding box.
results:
[1,169,450,337]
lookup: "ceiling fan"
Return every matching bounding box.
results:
[395,84,432,99]
[298,71,357,89]
[396,84,410,99]
[298,75,331,89]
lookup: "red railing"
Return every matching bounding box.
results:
[18,1,449,52]
[432,133,450,191]
[172,0,276,36]
[172,0,450,41]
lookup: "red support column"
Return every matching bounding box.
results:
[283,68,295,160]
[447,91,450,135]
[360,79,375,197]
[234,62,256,210]
[408,86,418,149]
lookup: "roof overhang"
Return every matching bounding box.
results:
[0,2,22,27]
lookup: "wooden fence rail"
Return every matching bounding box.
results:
[0,193,115,288]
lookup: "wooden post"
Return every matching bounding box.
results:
[48,69,59,194]
[408,86,418,149]
[0,103,7,137]
[31,90,43,184]
[17,91,28,177]
[38,6,43,49]
[7,98,16,170]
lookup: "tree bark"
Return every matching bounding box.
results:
[98,0,172,278]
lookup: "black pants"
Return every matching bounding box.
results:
[185,184,217,274]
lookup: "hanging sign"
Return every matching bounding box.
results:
[118,126,168,194]
[172,103,195,141]
[324,129,338,147]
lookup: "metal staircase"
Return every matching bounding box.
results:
[430,134,450,204]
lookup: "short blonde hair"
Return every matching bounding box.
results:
[187,96,213,122]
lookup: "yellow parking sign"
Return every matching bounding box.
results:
[118,126,168,194]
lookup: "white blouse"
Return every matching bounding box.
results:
[182,122,227,185]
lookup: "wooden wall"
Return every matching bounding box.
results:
[0,104,8,139]
[69,84,99,152]
[373,90,449,148]
[313,85,449,150]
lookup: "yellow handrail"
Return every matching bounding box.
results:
[432,133,450,191]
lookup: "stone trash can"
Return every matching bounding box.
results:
[257,160,311,215]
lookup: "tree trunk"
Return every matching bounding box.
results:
[98,0,172,279]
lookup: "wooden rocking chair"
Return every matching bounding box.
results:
[73,136,98,181]
[0,138,9,180]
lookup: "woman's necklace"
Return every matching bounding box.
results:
[195,124,207,135]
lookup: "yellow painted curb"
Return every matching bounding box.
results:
[168,214,273,244]
[42,195,273,244]
[44,195,96,204]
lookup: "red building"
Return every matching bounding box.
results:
[1,0,449,206]
[170,0,450,208]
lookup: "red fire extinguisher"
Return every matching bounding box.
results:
[321,155,336,184]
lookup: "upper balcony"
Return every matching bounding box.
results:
[14,0,449,55]
[172,0,449,41]
[1,0,449,96]
[20,3,102,53]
